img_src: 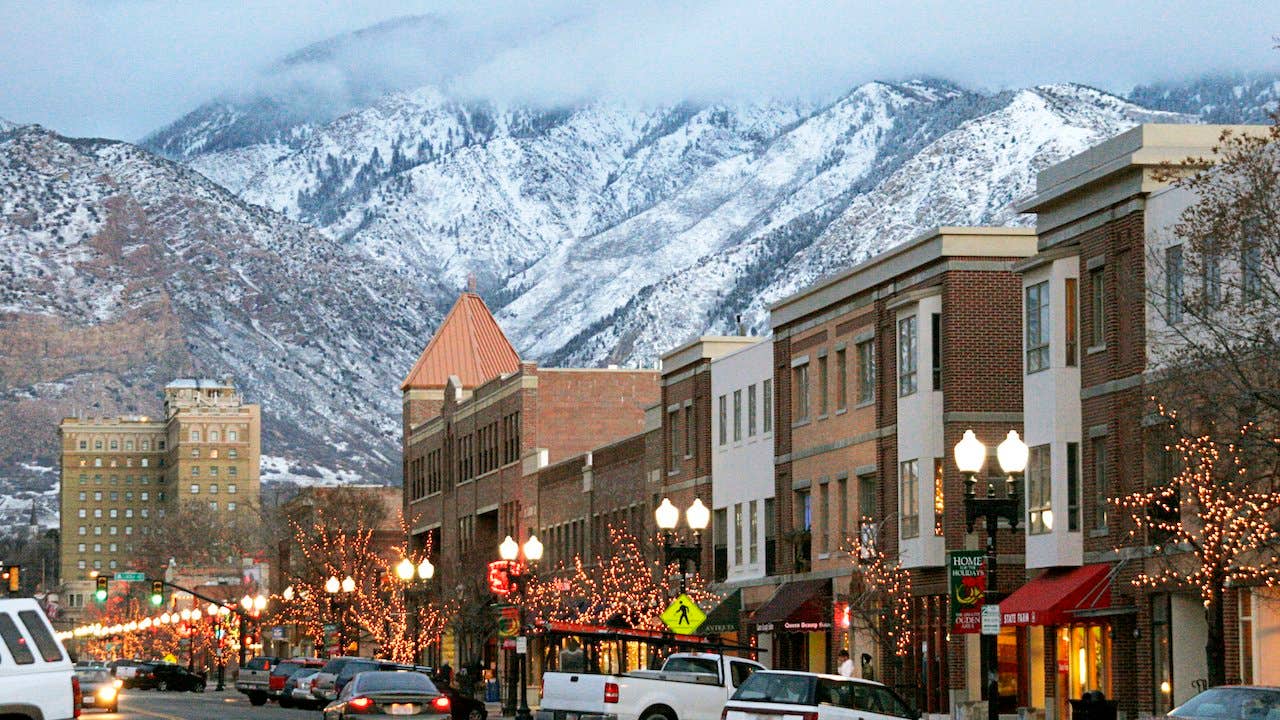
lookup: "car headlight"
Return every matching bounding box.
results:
[98,685,118,701]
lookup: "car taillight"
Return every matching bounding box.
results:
[348,696,375,713]
[604,682,619,704]
[432,696,452,713]
[71,675,82,718]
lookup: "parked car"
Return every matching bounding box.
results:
[129,662,207,692]
[312,656,366,704]
[1170,686,1280,720]
[437,682,488,720]
[538,651,764,720]
[235,654,281,706]
[271,658,325,707]
[288,669,324,710]
[323,671,452,720]
[0,598,77,720]
[75,667,121,713]
[109,658,144,682]
[334,659,433,699]
[723,670,919,720]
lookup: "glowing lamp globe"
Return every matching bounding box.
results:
[954,429,986,475]
[396,558,415,582]
[254,594,267,611]
[523,534,544,562]
[282,586,294,602]
[686,498,711,531]
[340,576,355,593]
[654,498,679,530]
[418,559,435,580]
[997,430,1029,474]
[499,535,520,562]
[325,576,340,594]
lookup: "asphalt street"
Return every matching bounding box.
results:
[110,688,320,720]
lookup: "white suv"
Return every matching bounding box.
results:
[723,670,918,720]
[0,598,78,719]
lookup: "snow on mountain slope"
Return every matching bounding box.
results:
[0,124,438,491]
[547,85,1194,365]
[1129,73,1280,124]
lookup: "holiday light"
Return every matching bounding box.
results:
[845,522,913,655]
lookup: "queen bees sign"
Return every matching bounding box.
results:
[948,550,987,634]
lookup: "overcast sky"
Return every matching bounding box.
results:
[1,0,1277,141]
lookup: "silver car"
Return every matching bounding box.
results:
[323,671,451,719]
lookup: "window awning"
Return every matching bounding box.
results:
[698,589,742,635]
[999,564,1114,627]
[750,579,832,632]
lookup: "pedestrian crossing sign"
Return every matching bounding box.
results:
[661,594,706,634]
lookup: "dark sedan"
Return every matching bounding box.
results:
[75,667,121,713]
[324,671,452,719]
[127,662,207,692]
[1170,686,1280,720]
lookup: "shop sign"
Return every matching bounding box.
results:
[495,605,520,638]
[782,620,833,631]
[834,602,850,630]
[949,550,987,634]
[488,560,523,596]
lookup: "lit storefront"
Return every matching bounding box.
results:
[750,579,832,672]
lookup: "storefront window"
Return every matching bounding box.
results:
[1056,623,1113,720]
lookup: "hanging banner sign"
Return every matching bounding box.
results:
[949,550,987,634]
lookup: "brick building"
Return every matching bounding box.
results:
[767,227,1037,712]
[1012,124,1273,720]
[401,291,659,668]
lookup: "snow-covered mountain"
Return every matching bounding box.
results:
[6,15,1278,498]
[0,122,440,510]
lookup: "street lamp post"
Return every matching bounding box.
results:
[239,593,268,669]
[396,556,435,664]
[325,575,355,655]
[953,429,1028,720]
[654,497,711,594]
[496,534,543,720]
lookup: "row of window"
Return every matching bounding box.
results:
[190,448,238,459]
[77,524,137,536]
[77,504,162,518]
[76,490,160,502]
[453,411,523,487]
[794,339,878,422]
[717,379,774,446]
[78,456,163,468]
[186,428,242,443]
[188,483,238,495]
[76,438,165,451]
[795,476,877,551]
[77,474,162,485]
[190,465,238,476]
[540,504,646,567]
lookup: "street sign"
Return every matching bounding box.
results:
[515,636,528,655]
[115,571,146,582]
[271,626,284,640]
[661,594,706,635]
[981,604,1001,636]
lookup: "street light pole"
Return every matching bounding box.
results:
[954,430,1028,720]
[397,556,435,664]
[654,498,710,594]
[498,534,543,720]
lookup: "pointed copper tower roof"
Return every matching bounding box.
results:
[401,292,522,391]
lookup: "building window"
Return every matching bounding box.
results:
[1165,245,1184,323]
[209,502,218,512]
[209,483,218,494]
[668,411,680,472]
[931,313,943,390]
[141,509,149,518]
[95,440,102,450]
[79,508,86,518]
[1067,442,1080,532]
[228,449,237,459]
[794,363,810,421]
[78,491,86,501]
[210,430,219,442]
[158,440,165,450]
[93,491,102,501]
[1241,592,1255,685]
[140,458,148,467]
[733,390,743,441]
[733,503,743,566]
[1092,437,1108,533]
[228,483,236,494]
[748,499,759,564]
[900,460,919,538]
[77,543,86,553]
[210,449,219,459]
[933,458,945,537]
[228,430,238,442]
[93,509,101,518]
[1065,278,1079,366]
[1028,445,1052,534]
[818,354,829,416]
[78,560,86,570]
[141,440,150,451]
[209,466,218,476]
[718,395,728,446]
[228,466,237,476]
[748,384,758,436]
[762,379,773,434]
[110,440,118,450]
[684,405,694,459]
[796,490,812,532]
[1090,267,1105,347]
[714,508,728,580]
[125,526,132,535]
[79,440,87,450]
[190,430,200,442]
[78,526,86,535]
[857,340,876,404]
[819,483,830,554]
[836,349,848,410]
[190,484,199,494]
[1026,281,1050,372]
[898,317,918,396]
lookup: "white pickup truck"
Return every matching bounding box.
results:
[0,598,78,720]
[537,652,764,720]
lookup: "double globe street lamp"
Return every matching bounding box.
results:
[654,497,711,594]
[325,575,356,655]
[396,556,436,664]
[496,534,543,720]
[953,429,1028,720]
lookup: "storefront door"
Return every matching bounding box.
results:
[1054,624,1111,720]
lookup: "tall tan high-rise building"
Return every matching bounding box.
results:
[57,377,260,614]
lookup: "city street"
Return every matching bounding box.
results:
[111,688,319,720]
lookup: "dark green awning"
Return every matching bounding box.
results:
[698,589,742,635]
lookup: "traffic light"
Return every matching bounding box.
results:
[150,580,164,606]
[95,575,108,603]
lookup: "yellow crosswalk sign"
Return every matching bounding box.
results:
[661,594,706,634]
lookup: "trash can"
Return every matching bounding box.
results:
[1069,691,1117,720]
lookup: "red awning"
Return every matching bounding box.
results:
[1000,564,1113,627]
